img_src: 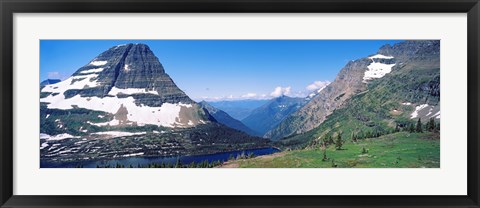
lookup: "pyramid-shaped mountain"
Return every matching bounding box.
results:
[40,44,269,164]
[41,43,209,128]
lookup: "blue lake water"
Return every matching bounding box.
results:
[41,147,280,168]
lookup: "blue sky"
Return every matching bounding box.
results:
[40,40,403,101]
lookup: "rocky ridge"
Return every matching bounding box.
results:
[267,40,440,140]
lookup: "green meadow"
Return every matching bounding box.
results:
[226,132,439,168]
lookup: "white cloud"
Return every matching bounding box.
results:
[306,80,330,92]
[290,90,310,98]
[241,93,257,98]
[270,86,291,97]
[197,86,305,101]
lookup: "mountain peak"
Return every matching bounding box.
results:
[57,42,192,104]
[266,40,440,140]
[40,43,209,128]
[274,95,288,100]
[377,40,440,60]
[272,95,303,104]
[110,43,150,50]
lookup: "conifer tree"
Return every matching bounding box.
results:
[409,123,415,133]
[335,134,343,150]
[361,147,368,154]
[322,148,328,161]
[326,134,333,145]
[416,118,423,133]
[427,118,435,132]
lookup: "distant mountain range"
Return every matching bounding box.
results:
[199,101,259,136]
[207,100,268,120]
[241,95,306,137]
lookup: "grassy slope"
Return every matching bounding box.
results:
[275,66,440,150]
[228,132,439,168]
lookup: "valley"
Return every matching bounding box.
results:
[39,40,440,168]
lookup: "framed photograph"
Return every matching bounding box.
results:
[1,0,479,207]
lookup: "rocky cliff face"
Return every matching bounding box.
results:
[267,40,440,140]
[265,58,371,140]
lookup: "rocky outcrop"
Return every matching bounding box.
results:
[265,59,370,140]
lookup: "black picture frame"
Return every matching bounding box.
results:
[1,0,479,207]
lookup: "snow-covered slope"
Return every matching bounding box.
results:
[409,103,440,120]
[363,54,396,83]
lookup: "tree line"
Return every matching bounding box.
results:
[310,117,440,166]
[93,159,223,168]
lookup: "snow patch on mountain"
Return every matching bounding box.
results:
[431,111,441,119]
[89,60,108,66]
[80,68,105,74]
[40,133,50,140]
[41,91,197,127]
[91,131,147,138]
[369,54,394,59]
[40,133,80,141]
[40,142,49,150]
[41,73,201,128]
[122,152,144,157]
[108,87,159,96]
[41,74,100,93]
[411,104,429,119]
[87,120,120,127]
[317,85,328,93]
[363,54,396,83]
